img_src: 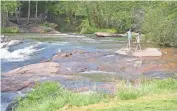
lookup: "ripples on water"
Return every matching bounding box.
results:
[0,39,70,73]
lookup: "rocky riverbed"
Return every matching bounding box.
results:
[1,34,177,111]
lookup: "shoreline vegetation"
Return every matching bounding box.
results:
[1,1,177,111]
[1,1,177,47]
[15,78,177,111]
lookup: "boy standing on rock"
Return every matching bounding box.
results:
[127,29,132,50]
[135,32,142,51]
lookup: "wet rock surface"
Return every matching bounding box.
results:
[132,48,162,57]
[1,34,177,111]
[2,49,177,93]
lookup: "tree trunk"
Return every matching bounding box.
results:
[27,0,31,23]
[19,4,21,23]
[35,1,38,24]
[1,12,5,28]
[16,8,19,24]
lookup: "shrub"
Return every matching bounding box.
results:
[40,22,58,29]
[80,19,117,34]
[141,4,177,47]
[1,27,19,33]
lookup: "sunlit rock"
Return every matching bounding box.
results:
[133,48,162,57]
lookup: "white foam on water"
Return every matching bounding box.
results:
[81,70,117,74]
[52,42,69,46]
[67,35,86,38]
[58,48,61,52]
[105,54,115,57]
[100,39,114,42]
[0,42,8,48]
[0,43,43,62]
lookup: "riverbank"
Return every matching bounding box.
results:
[14,78,177,111]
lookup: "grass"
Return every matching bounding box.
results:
[97,93,177,111]
[15,78,177,111]
[15,82,107,111]
[117,78,177,100]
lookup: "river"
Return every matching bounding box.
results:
[1,33,177,111]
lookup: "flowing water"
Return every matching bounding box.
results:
[1,33,126,73]
[1,33,177,111]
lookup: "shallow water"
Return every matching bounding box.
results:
[1,33,125,73]
[1,33,177,111]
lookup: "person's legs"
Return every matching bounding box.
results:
[136,43,142,51]
[139,43,142,50]
[135,44,138,51]
[128,39,131,49]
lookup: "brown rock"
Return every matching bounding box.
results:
[1,62,60,92]
[53,52,72,59]
[132,48,162,57]
[95,32,126,37]
[1,78,35,92]
[29,26,53,33]
[95,32,113,37]
[5,62,60,76]
[48,30,60,34]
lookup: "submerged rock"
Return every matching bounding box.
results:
[134,60,143,68]
[7,40,22,47]
[115,48,130,55]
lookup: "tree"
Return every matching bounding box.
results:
[141,2,177,47]
[27,0,30,23]
[35,1,38,24]
[1,1,19,27]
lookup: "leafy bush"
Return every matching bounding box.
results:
[40,22,58,29]
[1,27,19,33]
[80,19,117,34]
[141,3,177,47]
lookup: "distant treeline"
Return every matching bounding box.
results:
[1,1,177,46]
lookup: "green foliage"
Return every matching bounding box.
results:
[118,88,140,100]
[15,82,105,111]
[80,19,117,34]
[47,1,177,46]
[98,98,177,111]
[141,2,177,47]
[15,79,177,111]
[1,1,20,13]
[40,22,58,29]
[2,1,176,47]
[117,78,177,100]
[1,27,19,33]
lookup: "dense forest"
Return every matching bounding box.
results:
[1,1,177,47]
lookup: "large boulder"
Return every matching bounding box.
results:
[95,32,113,37]
[5,62,60,76]
[132,48,162,57]
[95,32,126,37]
[1,62,60,92]
[47,30,60,34]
